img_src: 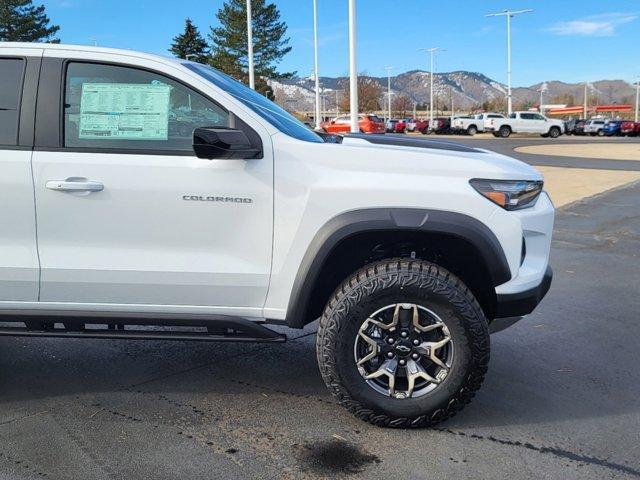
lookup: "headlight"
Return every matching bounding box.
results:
[470,179,544,210]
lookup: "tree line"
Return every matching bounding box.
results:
[169,0,291,99]
[0,0,292,100]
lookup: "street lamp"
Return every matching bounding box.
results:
[418,47,444,129]
[348,0,358,133]
[485,9,533,115]
[312,0,321,127]
[539,81,548,113]
[246,0,255,89]
[383,66,394,121]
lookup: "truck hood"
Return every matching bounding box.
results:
[340,134,541,180]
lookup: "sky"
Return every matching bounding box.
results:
[41,0,640,86]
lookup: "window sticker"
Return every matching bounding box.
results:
[79,83,171,140]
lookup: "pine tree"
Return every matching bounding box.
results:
[0,0,60,43]
[209,0,292,96]
[168,18,209,64]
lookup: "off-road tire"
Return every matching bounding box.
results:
[316,258,490,428]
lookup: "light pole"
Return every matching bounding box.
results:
[312,0,321,127]
[486,9,533,115]
[635,78,639,123]
[348,0,358,132]
[539,82,547,113]
[246,0,255,89]
[383,66,393,121]
[419,47,444,129]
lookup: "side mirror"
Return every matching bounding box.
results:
[193,127,261,160]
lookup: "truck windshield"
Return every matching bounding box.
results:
[183,62,323,144]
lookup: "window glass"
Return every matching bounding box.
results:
[509,113,516,119]
[532,114,545,120]
[64,62,229,151]
[184,63,323,143]
[0,58,25,146]
[520,113,535,120]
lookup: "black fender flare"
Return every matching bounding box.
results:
[284,208,512,328]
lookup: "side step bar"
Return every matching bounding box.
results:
[0,316,286,343]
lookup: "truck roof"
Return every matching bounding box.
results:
[0,42,181,66]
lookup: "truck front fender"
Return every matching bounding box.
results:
[284,208,511,328]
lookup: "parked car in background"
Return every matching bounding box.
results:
[602,120,626,136]
[620,121,639,137]
[414,119,430,134]
[321,114,385,134]
[385,119,399,133]
[564,118,585,135]
[404,118,418,132]
[394,119,407,133]
[451,112,506,136]
[424,117,451,134]
[487,112,565,138]
[573,119,586,135]
[583,119,608,136]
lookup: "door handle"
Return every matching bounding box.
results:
[46,179,104,193]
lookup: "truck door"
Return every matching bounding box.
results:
[0,50,42,301]
[31,53,273,313]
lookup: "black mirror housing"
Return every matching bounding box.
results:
[193,127,261,160]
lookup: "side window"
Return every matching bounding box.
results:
[64,62,229,152]
[0,58,25,146]
[532,114,545,120]
[520,113,535,120]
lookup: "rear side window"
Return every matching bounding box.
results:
[64,62,229,152]
[0,58,25,146]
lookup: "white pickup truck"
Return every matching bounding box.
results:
[451,113,506,136]
[487,112,565,138]
[0,43,554,428]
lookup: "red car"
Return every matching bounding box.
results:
[620,121,640,137]
[320,114,385,134]
[394,119,407,133]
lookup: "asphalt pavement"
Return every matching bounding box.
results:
[1,138,639,480]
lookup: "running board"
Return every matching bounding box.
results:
[0,316,286,343]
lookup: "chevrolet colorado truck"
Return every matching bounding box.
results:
[0,43,554,427]
[487,112,565,138]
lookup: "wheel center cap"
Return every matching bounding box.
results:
[395,343,412,357]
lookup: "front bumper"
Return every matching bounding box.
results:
[494,265,553,318]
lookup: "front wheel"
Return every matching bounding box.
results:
[548,127,561,138]
[467,125,478,136]
[316,259,490,428]
[499,126,511,138]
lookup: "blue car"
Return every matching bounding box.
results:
[603,120,625,136]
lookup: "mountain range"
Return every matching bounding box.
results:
[267,70,638,114]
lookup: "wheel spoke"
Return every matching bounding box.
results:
[356,328,379,366]
[364,358,398,396]
[420,337,451,370]
[406,359,439,397]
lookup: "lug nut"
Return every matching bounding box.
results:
[400,331,408,338]
[399,359,406,366]
[411,353,420,360]
[413,339,420,346]
[387,352,394,359]
[387,337,395,344]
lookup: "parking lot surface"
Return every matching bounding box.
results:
[1,138,640,480]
